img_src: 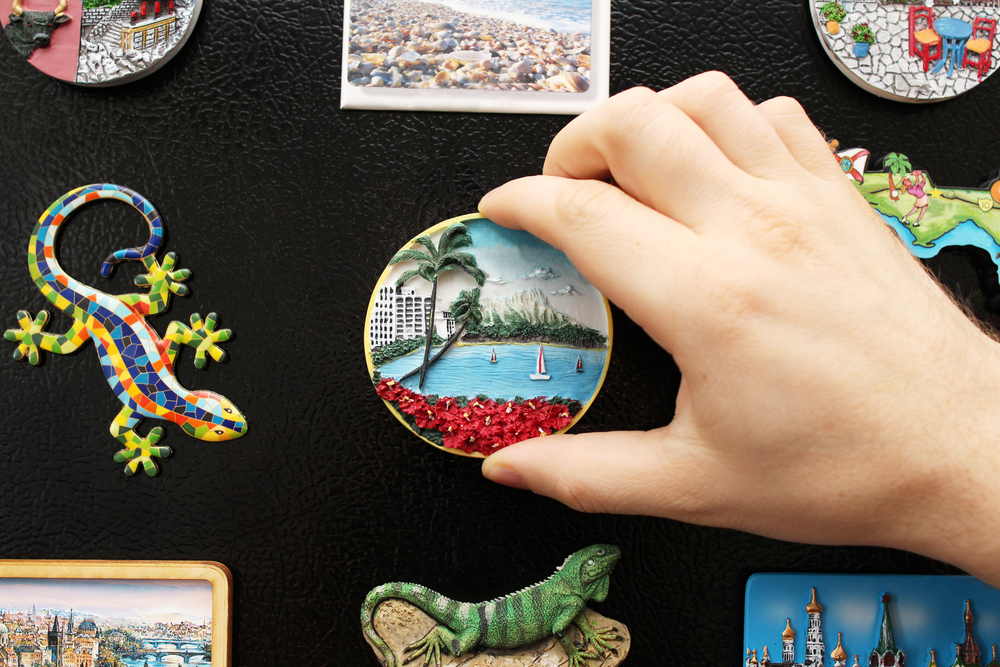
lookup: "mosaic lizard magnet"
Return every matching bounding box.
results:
[835,145,1000,284]
[362,544,629,667]
[4,184,247,477]
[365,214,612,457]
[745,573,1000,667]
[1,0,202,85]
[810,0,999,102]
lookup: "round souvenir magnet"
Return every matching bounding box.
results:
[810,0,999,102]
[365,213,612,457]
[2,0,201,85]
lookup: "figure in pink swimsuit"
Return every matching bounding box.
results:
[902,170,929,227]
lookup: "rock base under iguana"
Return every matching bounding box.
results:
[366,599,630,666]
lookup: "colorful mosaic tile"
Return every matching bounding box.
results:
[365,213,612,457]
[2,0,203,86]
[812,1,1000,102]
[834,145,1000,282]
[4,184,247,477]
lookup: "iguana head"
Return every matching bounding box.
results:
[567,544,620,600]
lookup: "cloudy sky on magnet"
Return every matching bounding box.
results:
[0,578,213,621]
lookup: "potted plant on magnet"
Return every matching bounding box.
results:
[821,1,847,34]
[851,23,875,57]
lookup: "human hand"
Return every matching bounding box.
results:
[478,73,1000,585]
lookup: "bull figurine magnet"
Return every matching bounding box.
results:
[4,0,70,59]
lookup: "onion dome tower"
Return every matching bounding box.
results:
[752,648,760,667]
[870,594,905,667]
[763,646,773,667]
[959,600,982,667]
[987,645,999,667]
[832,633,849,667]
[954,645,969,667]
[783,619,796,663]
[930,650,939,667]
[806,588,826,667]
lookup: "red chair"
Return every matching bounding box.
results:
[963,17,996,81]
[910,6,942,71]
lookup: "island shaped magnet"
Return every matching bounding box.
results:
[810,0,999,102]
[2,0,201,85]
[365,214,612,456]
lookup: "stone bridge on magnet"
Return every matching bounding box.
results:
[122,638,210,663]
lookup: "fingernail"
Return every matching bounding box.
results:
[483,464,527,490]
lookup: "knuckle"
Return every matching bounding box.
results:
[765,95,807,117]
[554,182,621,234]
[600,87,665,145]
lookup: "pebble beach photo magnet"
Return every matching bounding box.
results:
[365,214,612,457]
[2,0,201,85]
[341,0,610,114]
[810,0,999,102]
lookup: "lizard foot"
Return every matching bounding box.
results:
[134,252,191,314]
[580,624,622,657]
[114,426,173,477]
[186,312,232,368]
[164,313,232,369]
[5,310,50,365]
[403,626,450,667]
[565,648,601,667]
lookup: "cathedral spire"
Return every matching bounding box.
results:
[875,595,897,654]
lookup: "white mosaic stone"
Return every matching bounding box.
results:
[812,0,1000,101]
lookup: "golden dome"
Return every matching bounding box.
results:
[806,587,823,614]
[966,600,973,624]
[783,619,796,641]
[751,649,759,665]
[832,633,848,662]
[763,647,771,661]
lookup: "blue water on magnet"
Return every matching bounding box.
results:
[413,0,592,35]
[377,343,607,402]
[880,211,1000,281]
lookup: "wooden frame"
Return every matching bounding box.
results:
[0,560,231,667]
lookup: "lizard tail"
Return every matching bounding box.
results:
[29,185,165,301]
[361,582,462,667]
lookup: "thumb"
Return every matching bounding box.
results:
[481,429,719,520]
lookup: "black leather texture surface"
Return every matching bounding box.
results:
[1,0,995,665]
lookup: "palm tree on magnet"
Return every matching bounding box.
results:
[397,287,484,384]
[884,152,912,202]
[390,223,485,390]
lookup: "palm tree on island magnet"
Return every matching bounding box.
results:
[389,222,485,389]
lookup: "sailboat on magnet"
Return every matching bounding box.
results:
[529,343,550,381]
[490,348,497,363]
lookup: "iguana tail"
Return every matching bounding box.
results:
[361,581,464,667]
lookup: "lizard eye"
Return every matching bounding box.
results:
[587,559,594,565]
[224,408,232,413]
[597,549,604,555]
[214,429,224,435]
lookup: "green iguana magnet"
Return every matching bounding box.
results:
[361,544,625,667]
